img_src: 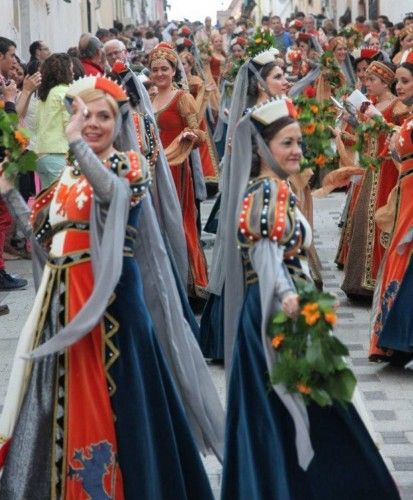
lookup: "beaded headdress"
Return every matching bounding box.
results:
[65,76,129,106]
[352,47,380,61]
[149,42,178,67]
[365,61,395,85]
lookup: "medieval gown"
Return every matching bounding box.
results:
[369,114,413,361]
[155,89,209,298]
[0,144,214,499]
[341,98,406,297]
[221,176,399,500]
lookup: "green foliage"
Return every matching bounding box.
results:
[338,27,363,49]
[320,51,343,90]
[353,115,393,170]
[0,110,37,178]
[268,281,356,407]
[294,94,339,172]
[246,27,275,58]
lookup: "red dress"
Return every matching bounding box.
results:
[209,55,225,86]
[156,90,208,297]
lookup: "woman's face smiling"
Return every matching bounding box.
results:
[150,59,175,89]
[267,122,303,177]
[81,97,116,156]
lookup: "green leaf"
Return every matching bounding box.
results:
[271,311,288,324]
[311,388,332,407]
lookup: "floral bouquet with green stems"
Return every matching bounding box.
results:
[294,92,339,172]
[353,115,393,170]
[268,280,357,407]
[246,26,275,58]
[0,109,37,178]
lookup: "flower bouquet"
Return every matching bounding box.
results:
[294,91,339,171]
[0,109,37,178]
[320,51,343,90]
[246,27,275,58]
[353,115,393,170]
[268,281,356,407]
[338,27,363,49]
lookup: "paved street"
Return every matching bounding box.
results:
[1,191,413,498]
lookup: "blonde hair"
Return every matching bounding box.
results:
[77,88,119,117]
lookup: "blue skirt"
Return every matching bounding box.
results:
[379,256,413,353]
[200,292,224,361]
[221,283,400,500]
[107,256,213,499]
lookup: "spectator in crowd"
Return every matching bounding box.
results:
[404,12,413,26]
[0,37,27,302]
[104,39,128,68]
[143,30,159,53]
[35,53,72,188]
[95,28,114,43]
[270,15,293,54]
[78,34,105,75]
[261,15,270,29]
[26,40,50,74]
[195,16,214,44]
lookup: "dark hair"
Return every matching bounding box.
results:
[0,37,16,56]
[29,41,42,58]
[110,28,119,36]
[113,21,123,32]
[70,56,85,80]
[38,53,73,101]
[261,15,270,23]
[79,35,102,60]
[400,62,413,76]
[67,46,80,58]
[146,30,154,39]
[250,116,296,177]
[26,58,41,75]
[247,61,279,104]
[355,16,366,23]
[95,28,112,41]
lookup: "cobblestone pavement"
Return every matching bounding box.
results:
[1,191,412,498]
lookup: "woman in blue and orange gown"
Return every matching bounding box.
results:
[0,77,214,499]
[149,43,209,299]
[220,97,399,500]
[369,55,413,363]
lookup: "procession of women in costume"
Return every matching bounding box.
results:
[1,11,413,499]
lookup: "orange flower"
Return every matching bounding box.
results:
[302,123,316,135]
[324,311,337,325]
[301,302,320,326]
[314,154,327,167]
[271,334,285,349]
[0,100,4,109]
[297,383,312,395]
[255,38,262,44]
[309,105,319,114]
[14,130,29,148]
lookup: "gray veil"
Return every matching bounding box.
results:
[120,69,189,284]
